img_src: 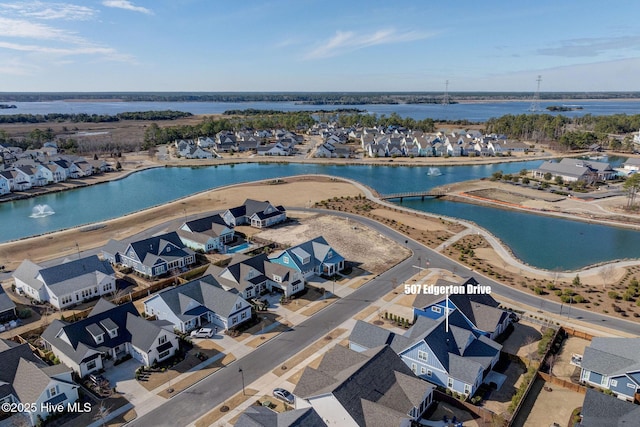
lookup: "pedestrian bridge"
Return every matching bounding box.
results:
[379,190,448,201]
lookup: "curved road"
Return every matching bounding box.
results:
[130,208,640,427]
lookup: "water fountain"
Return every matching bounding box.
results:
[426,167,442,176]
[30,204,55,218]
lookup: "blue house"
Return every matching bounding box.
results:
[413,277,512,340]
[350,310,502,397]
[269,236,345,278]
[580,337,640,401]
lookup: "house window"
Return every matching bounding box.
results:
[427,369,432,377]
[241,311,247,319]
[48,386,57,397]
[448,378,454,388]
[418,350,428,361]
[628,383,636,389]
[420,367,426,375]
[431,306,442,314]
[86,360,97,370]
[158,335,167,345]
[236,303,242,310]
[159,350,170,360]
[411,363,417,373]
[611,379,618,387]
[283,256,289,264]
[95,334,104,344]
[464,384,471,394]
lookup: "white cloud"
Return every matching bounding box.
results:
[0,1,95,21]
[102,0,152,15]
[304,28,432,60]
[0,16,84,43]
[0,16,133,62]
[537,35,640,58]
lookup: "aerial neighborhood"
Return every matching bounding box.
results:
[0,123,638,427]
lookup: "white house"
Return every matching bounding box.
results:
[13,256,116,310]
[177,213,235,252]
[144,274,252,332]
[0,339,79,427]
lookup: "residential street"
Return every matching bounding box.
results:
[129,209,640,427]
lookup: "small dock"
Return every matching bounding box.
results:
[379,190,447,201]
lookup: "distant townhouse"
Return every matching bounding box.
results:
[102,231,196,278]
[293,345,435,427]
[206,253,305,299]
[269,236,345,278]
[0,170,30,191]
[0,339,79,427]
[0,173,9,195]
[580,337,640,401]
[13,255,116,310]
[143,274,252,333]
[42,299,179,377]
[15,165,47,187]
[222,199,286,229]
[177,213,235,253]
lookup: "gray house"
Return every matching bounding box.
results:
[143,274,252,332]
[294,345,434,427]
[350,309,502,397]
[580,337,640,401]
[579,388,640,426]
[42,299,179,377]
[102,231,196,278]
[0,287,16,322]
[222,199,287,228]
[177,213,235,253]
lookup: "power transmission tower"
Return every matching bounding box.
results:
[442,80,450,105]
[529,75,542,112]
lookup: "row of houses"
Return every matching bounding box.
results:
[312,123,529,158]
[174,129,304,158]
[0,144,111,195]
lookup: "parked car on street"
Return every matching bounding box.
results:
[190,328,214,338]
[273,387,294,404]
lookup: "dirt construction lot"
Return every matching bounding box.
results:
[256,213,410,275]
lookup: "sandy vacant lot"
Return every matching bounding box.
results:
[256,214,410,275]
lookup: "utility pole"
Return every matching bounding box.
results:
[442,80,450,106]
[529,75,542,112]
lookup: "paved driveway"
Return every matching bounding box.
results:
[102,358,167,415]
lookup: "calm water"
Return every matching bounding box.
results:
[1,100,639,122]
[5,159,640,271]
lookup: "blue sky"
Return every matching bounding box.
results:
[1,0,639,92]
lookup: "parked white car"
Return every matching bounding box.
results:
[190,328,214,338]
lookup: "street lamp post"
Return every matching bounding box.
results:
[238,368,245,395]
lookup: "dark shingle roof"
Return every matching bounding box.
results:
[234,406,327,427]
[148,275,242,322]
[0,287,16,314]
[294,345,433,427]
[582,338,640,376]
[42,300,155,364]
[580,388,640,426]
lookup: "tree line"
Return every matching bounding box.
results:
[485,113,640,150]
[0,110,192,124]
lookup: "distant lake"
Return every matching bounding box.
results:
[1,100,639,122]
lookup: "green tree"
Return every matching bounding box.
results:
[624,173,640,209]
